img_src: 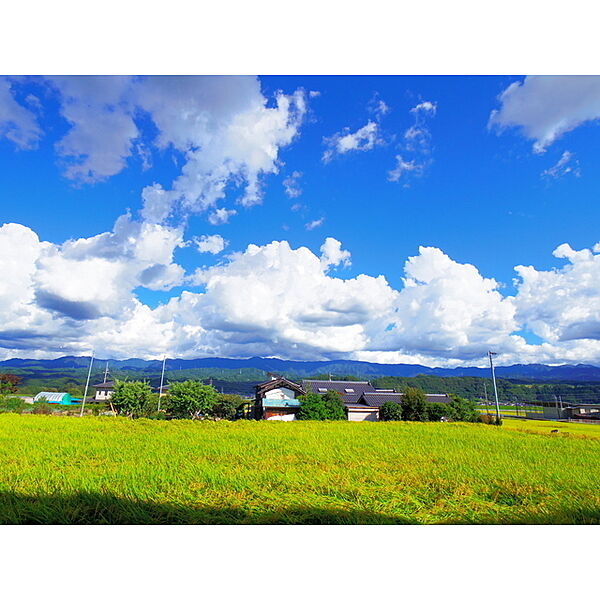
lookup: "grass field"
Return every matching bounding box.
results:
[502,418,600,439]
[0,414,598,525]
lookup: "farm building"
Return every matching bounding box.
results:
[254,377,450,421]
[33,392,77,405]
[93,381,115,402]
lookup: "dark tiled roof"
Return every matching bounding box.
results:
[360,392,404,407]
[256,377,304,397]
[93,381,115,389]
[301,380,375,404]
[360,392,451,407]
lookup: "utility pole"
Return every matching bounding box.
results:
[103,361,109,384]
[488,351,501,424]
[484,382,489,414]
[79,351,95,417]
[158,355,166,411]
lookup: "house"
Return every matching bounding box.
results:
[255,376,451,421]
[93,381,115,402]
[254,375,305,420]
[562,404,600,420]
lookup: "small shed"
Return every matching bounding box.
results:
[33,392,76,405]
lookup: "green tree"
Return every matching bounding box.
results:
[111,380,154,418]
[0,374,23,394]
[297,391,346,420]
[425,402,448,421]
[401,387,429,421]
[210,394,242,420]
[446,395,480,422]
[379,401,403,421]
[166,380,219,420]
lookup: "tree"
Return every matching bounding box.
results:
[379,401,403,421]
[425,402,448,422]
[401,387,429,421]
[111,380,154,418]
[446,395,480,422]
[165,380,219,420]
[0,374,23,395]
[210,394,242,420]
[297,391,346,420]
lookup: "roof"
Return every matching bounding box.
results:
[301,380,376,404]
[33,392,73,404]
[94,381,115,389]
[255,377,304,397]
[424,394,451,404]
[359,392,404,407]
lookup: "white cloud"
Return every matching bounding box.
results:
[368,94,390,120]
[541,150,581,179]
[6,214,600,366]
[322,121,383,162]
[320,237,351,269]
[388,155,423,182]
[305,217,325,230]
[489,76,600,153]
[48,76,138,183]
[513,243,600,344]
[194,234,228,255]
[283,171,303,198]
[208,208,237,226]
[411,101,437,115]
[309,91,321,98]
[388,100,436,185]
[135,77,307,218]
[0,78,42,149]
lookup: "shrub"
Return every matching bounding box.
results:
[297,391,346,421]
[447,395,480,423]
[210,394,242,420]
[401,387,429,421]
[165,381,219,420]
[380,401,403,421]
[32,401,52,415]
[0,374,23,394]
[111,380,154,418]
[0,395,26,414]
[480,413,503,426]
[426,402,448,422]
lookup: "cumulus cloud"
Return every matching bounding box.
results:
[283,170,303,198]
[513,243,600,344]
[305,217,325,230]
[320,237,351,269]
[194,234,228,255]
[322,121,383,163]
[5,212,600,366]
[541,150,581,179]
[0,78,42,149]
[489,76,600,153]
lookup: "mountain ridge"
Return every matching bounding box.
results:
[3,355,600,381]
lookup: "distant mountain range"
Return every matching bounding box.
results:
[4,355,600,382]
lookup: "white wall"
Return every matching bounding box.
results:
[264,387,297,401]
[265,412,297,421]
[347,409,379,422]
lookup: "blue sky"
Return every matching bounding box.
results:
[2,75,600,365]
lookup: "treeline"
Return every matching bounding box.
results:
[371,375,600,405]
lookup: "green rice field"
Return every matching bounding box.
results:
[0,414,598,524]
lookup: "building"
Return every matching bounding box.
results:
[254,376,450,421]
[255,376,304,420]
[562,404,600,420]
[93,381,115,402]
[33,392,76,405]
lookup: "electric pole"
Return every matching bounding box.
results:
[79,351,95,417]
[488,351,501,424]
[158,354,166,411]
